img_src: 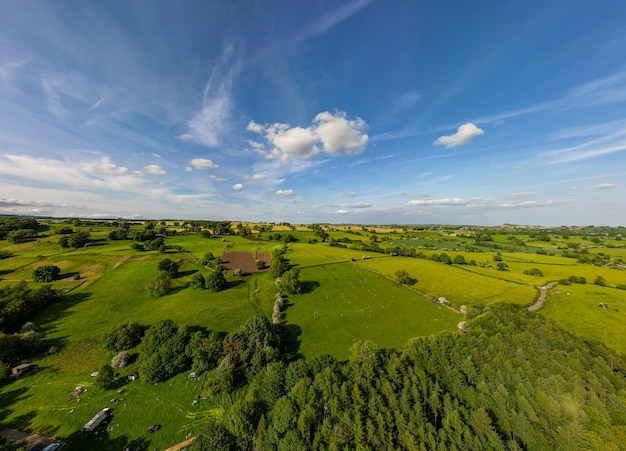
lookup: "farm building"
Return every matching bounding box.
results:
[127,372,138,381]
[11,363,36,376]
[83,407,111,433]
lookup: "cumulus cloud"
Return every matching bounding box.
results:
[232,183,243,190]
[335,209,349,214]
[266,124,319,160]
[248,111,368,162]
[345,191,356,197]
[189,158,218,169]
[246,121,264,134]
[314,111,368,155]
[94,158,141,176]
[276,189,295,196]
[244,173,268,181]
[591,183,617,189]
[434,123,484,148]
[143,164,167,175]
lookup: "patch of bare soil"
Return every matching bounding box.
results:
[223,251,264,273]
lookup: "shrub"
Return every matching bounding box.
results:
[111,351,130,369]
[32,265,61,282]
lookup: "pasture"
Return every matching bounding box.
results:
[285,262,459,360]
[541,284,626,355]
[356,256,537,306]
[2,221,626,449]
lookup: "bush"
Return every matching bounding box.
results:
[104,323,146,352]
[524,268,544,277]
[95,364,115,389]
[32,265,61,282]
[206,270,227,292]
[191,273,206,289]
[157,258,179,278]
[147,271,172,297]
[395,270,411,284]
[111,351,130,369]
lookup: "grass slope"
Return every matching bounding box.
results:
[285,262,459,360]
[357,256,537,306]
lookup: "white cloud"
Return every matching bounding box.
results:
[184,166,192,172]
[94,157,136,176]
[248,111,368,162]
[314,111,368,155]
[189,158,218,169]
[276,189,295,196]
[89,97,105,110]
[266,124,319,160]
[591,183,617,189]
[335,209,349,214]
[151,153,161,159]
[510,192,538,199]
[209,175,228,182]
[407,197,467,206]
[185,42,240,147]
[178,133,195,141]
[345,192,356,197]
[244,173,268,181]
[434,123,484,148]
[246,121,264,134]
[232,183,243,190]
[143,164,167,175]
[348,203,372,208]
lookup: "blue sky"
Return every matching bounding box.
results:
[1,0,626,225]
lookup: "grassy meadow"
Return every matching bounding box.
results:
[285,262,459,360]
[1,221,626,449]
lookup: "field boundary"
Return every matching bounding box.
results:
[351,260,461,314]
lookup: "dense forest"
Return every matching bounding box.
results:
[192,304,626,450]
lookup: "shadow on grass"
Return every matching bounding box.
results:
[63,430,151,451]
[0,268,14,277]
[226,279,245,289]
[178,269,198,278]
[0,386,32,427]
[59,271,80,280]
[299,281,320,294]
[280,323,303,362]
[34,292,92,349]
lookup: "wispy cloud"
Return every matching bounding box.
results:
[590,183,617,189]
[295,0,376,45]
[276,189,295,196]
[183,42,241,147]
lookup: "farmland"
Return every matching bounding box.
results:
[1,220,626,449]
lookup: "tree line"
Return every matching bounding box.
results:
[191,304,626,450]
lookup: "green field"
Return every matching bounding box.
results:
[541,284,626,355]
[285,262,459,360]
[356,256,537,306]
[2,222,626,449]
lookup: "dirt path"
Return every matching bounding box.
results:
[163,436,196,451]
[528,281,559,312]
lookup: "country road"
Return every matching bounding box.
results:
[528,281,559,312]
